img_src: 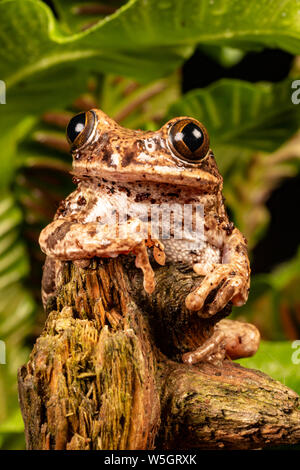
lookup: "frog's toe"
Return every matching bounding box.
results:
[205,276,246,316]
[185,292,204,311]
[185,266,248,315]
[185,266,230,312]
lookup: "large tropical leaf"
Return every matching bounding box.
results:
[0,0,191,90]
[166,79,300,164]
[2,0,300,94]
[52,1,127,34]
[47,0,300,53]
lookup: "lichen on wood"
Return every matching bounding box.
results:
[18,257,300,450]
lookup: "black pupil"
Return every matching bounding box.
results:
[67,113,86,143]
[181,122,204,154]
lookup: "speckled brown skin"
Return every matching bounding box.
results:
[39,108,259,364]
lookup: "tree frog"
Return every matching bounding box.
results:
[39,109,260,364]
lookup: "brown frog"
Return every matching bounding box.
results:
[39,108,260,364]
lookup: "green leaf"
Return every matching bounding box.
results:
[5,67,89,117]
[199,45,245,68]
[166,79,300,171]
[3,0,300,93]
[0,193,35,360]
[52,1,126,34]
[238,341,300,396]
[49,0,300,53]
[0,0,191,89]
[0,196,30,290]
[0,117,36,190]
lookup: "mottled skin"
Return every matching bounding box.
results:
[39,108,260,364]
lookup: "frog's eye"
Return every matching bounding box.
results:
[66,110,96,149]
[168,119,210,162]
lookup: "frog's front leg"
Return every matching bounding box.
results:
[182,319,260,365]
[39,218,164,296]
[185,227,250,316]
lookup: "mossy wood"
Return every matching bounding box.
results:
[18,258,300,450]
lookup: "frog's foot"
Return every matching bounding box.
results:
[182,329,226,365]
[215,319,260,360]
[185,263,249,316]
[182,319,260,365]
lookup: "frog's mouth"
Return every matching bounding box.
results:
[72,153,221,192]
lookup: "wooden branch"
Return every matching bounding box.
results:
[18,257,300,450]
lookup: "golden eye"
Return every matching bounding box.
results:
[66,110,96,149]
[169,119,210,162]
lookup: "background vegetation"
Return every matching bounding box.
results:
[0,0,300,449]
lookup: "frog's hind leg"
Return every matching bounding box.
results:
[182,328,226,365]
[182,319,260,365]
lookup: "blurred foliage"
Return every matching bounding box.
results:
[0,0,300,449]
[238,341,300,396]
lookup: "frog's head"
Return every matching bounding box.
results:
[66,108,222,191]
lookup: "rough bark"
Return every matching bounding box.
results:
[18,257,300,450]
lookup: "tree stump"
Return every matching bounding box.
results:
[18,257,300,450]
